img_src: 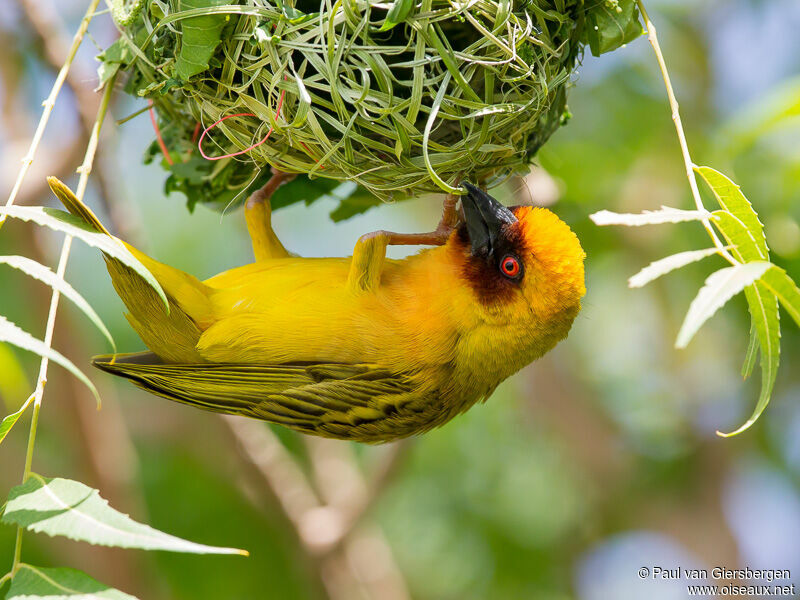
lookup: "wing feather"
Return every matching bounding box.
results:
[92,353,420,441]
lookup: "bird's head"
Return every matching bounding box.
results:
[448,183,586,333]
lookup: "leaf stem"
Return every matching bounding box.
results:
[1,0,102,228]
[11,73,116,576]
[635,0,737,266]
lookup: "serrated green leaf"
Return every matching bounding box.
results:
[698,169,797,436]
[583,0,643,57]
[590,206,712,227]
[175,0,230,80]
[676,262,772,349]
[271,175,343,210]
[760,265,800,328]
[380,0,415,31]
[328,183,390,222]
[628,247,722,288]
[0,205,168,311]
[0,317,99,407]
[711,210,763,263]
[6,564,137,600]
[167,154,208,185]
[1,475,247,555]
[741,321,759,379]
[0,256,114,352]
[696,166,768,259]
[719,282,780,437]
[96,38,134,90]
[0,394,34,446]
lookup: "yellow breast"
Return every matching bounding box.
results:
[196,251,477,376]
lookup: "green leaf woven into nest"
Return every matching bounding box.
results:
[106,0,642,212]
[175,0,231,79]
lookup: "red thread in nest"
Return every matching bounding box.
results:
[190,122,202,145]
[149,83,322,168]
[197,88,286,161]
[149,101,174,166]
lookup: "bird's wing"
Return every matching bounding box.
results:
[92,352,419,442]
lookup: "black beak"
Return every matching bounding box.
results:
[460,182,517,257]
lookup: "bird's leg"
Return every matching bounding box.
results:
[368,192,461,246]
[245,168,296,261]
[347,193,461,293]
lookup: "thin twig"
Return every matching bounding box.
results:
[322,441,410,550]
[12,71,114,575]
[224,417,411,600]
[7,136,88,205]
[1,0,102,224]
[19,0,101,133]
[635,0,738,266]
[19,0,129,234]
[338,525,411,600]
[300,436,410,554]
[304,438,368,513]
[222,417,322,543]
[307,439,412,600]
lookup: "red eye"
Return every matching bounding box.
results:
[500,255,521,278]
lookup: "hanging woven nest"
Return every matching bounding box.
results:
[102,0,641,213]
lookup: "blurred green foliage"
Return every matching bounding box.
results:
[2,1,800,599]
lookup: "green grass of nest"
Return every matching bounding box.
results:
[111,0,589,204]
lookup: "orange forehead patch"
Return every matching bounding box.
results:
[511,206,586,265]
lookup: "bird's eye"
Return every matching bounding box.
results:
[500,255,522,279]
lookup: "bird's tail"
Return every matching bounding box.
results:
[48,176,111,235]
[47,177,212,363]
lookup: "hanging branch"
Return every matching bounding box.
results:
[225,418,411,600]
[591,1,800,435]
[1,0,102,223]
[11,69,115,575]
[6,0,104,574]
[634,0,736,265]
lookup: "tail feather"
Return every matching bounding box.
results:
[47,177,212,362]
[48,176,110,235]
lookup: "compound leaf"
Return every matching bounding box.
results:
[0,197,168,312]
[719,282,780,437]
[590,206,712,227]
[629,247,722,288]
[0,317,99,407]
[676,262,772,349]
[6,564,137,600]
[1,475,247,556]
[0,394,34,446]
[696,166,768,259]
[0,255,114,352]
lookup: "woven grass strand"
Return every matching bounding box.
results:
[118,1,586,201]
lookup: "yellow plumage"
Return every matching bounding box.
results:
[48,177,585,443]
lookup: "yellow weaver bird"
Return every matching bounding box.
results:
[48,173,585,443]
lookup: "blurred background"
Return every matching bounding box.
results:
[1,0,800,598]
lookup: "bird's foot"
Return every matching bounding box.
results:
[246,167,296,213]
[366,192,461,246]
